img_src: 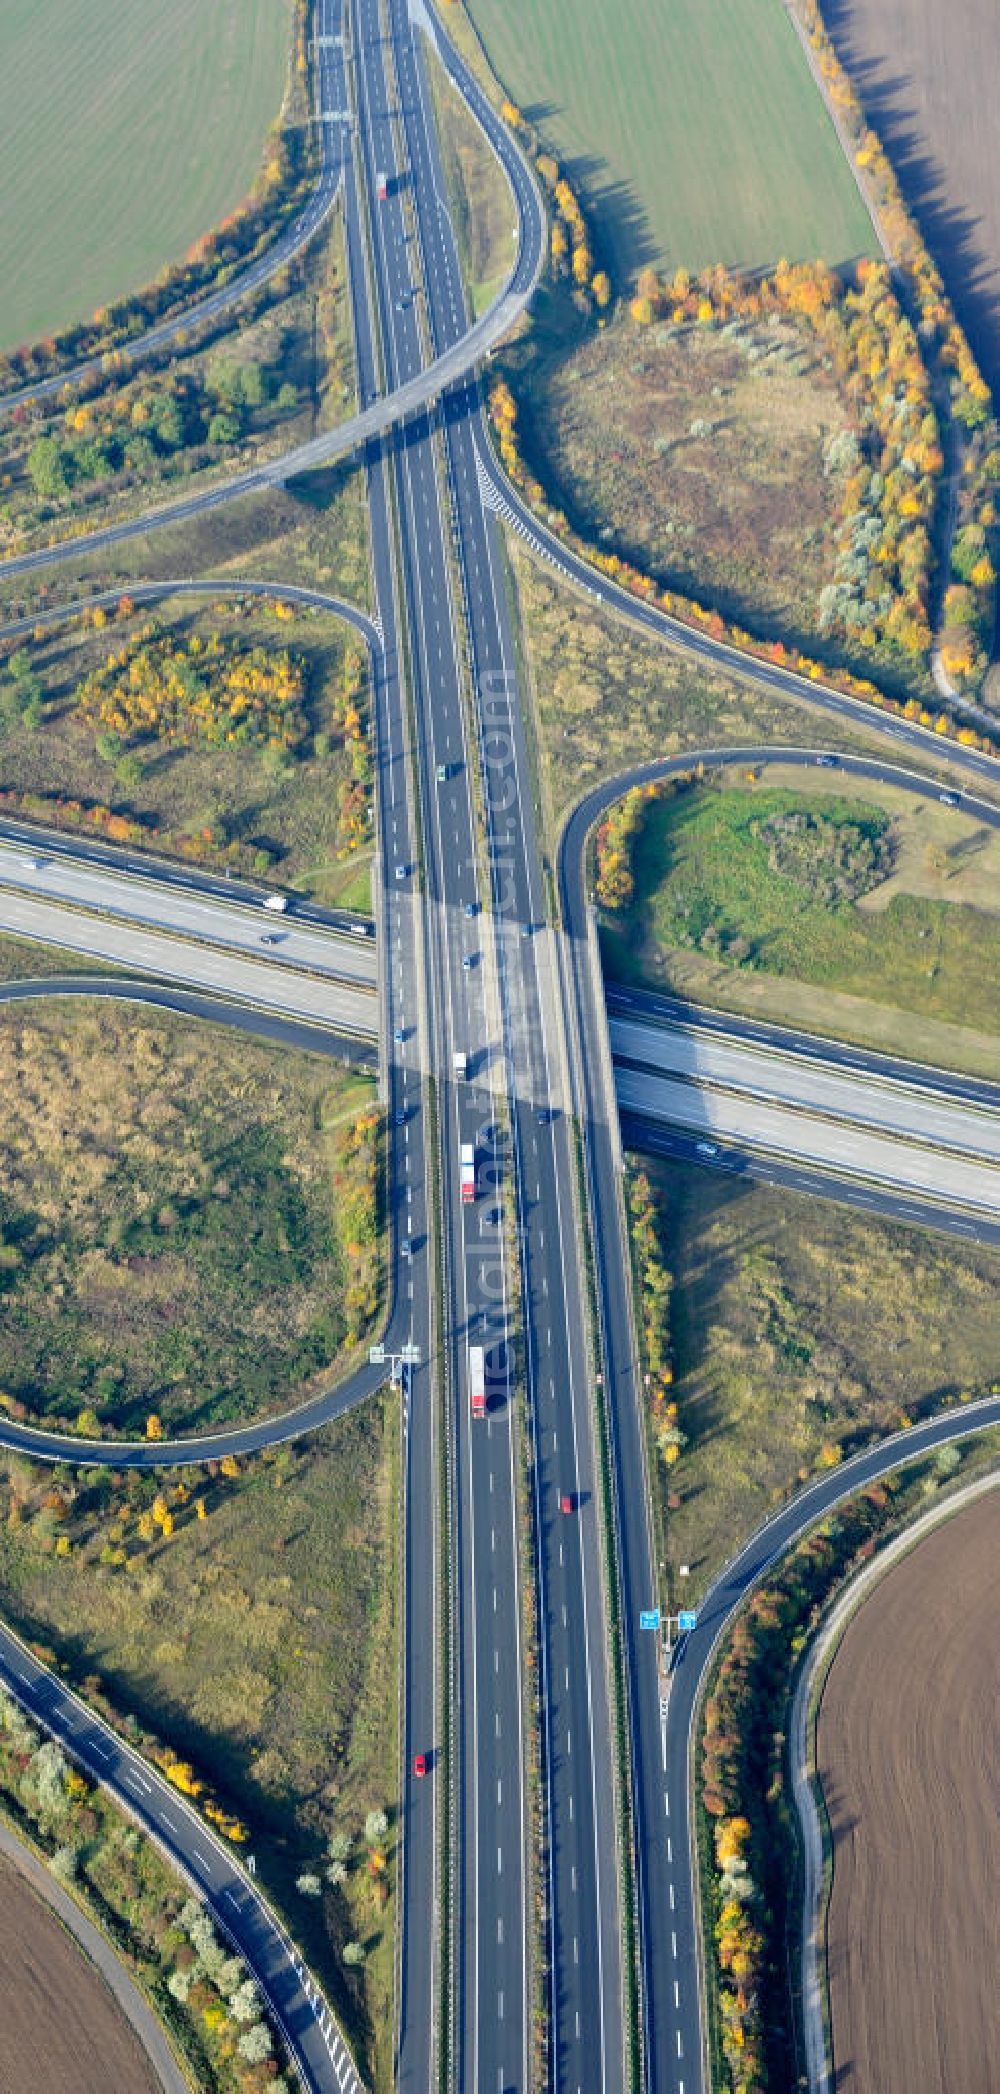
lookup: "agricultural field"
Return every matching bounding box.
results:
[817,1488,1000,2092]
[0,592,373,908]
[0,1402,399,2090]
[0,1853,159,2094]
[600,770,1000,1075]
[0,0,290,351]
[462,0,875,281]
[826,0,1000,402]
[628,1156,1000,1591]
[0,1001,381,1436]
[521,308,846,647]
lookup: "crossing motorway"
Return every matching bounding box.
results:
[610,1002,1000,1162]
[0,837,378,988]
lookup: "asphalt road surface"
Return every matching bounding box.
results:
[3,0,1000,2068]
[0,840,378,988]
[0,886,376,1035]
[622,1110,1000,1250]
[607,981,1000,1113]
[610,1010,1000,1162]
[615,1059,1000,1214]
[370,0,627,2077]
[0,1618,361,2094]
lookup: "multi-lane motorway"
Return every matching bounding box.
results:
[3,3,1000,2091]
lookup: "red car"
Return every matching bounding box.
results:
[559,1493,573,1515]
[413,1752,427,1779]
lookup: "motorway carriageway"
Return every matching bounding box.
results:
[8,822,1000,1202]
[617,1061,1000,1214]
[0,839,378,989]
[610,1011,1000,1163]
[0,886,376,1036]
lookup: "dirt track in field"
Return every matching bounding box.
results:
[825,0,1000,400]
[0,1856,160,2094]
[816,1489,1000,2092]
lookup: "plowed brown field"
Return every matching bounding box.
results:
[826,0,1000,399]
[0,1856,159,2094]
[816,1490,1000,2093]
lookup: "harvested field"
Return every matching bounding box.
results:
[817,1489,1000,2093]
[0,1852,159,2093]
[826,0,1000,401]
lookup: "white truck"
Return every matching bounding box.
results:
[453,1050,468,1081]
[460,1142,475,1204]
[469,1344,486,1419]
[262,894,289,914]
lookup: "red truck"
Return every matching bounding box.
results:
[376,169,388,202]
[460,1142,475,1204]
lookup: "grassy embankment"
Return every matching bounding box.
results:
[0,1001,382,1437]
[600,771,1000,1075]
[507,547,979,838]
[0,1400,400,2092]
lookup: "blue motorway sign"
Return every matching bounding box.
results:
[639,1609,661,1631]
[678,1610,698,1632]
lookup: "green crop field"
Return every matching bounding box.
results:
[0,0,291,351]
[464,0,877,280]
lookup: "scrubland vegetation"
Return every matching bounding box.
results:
[0,1003,381,1436]
[0,593,374,903]
[0,209,355,562]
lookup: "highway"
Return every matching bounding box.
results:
[0,7,546,592]
[0,1618,362,2094]
[0,972,377,1068]
[3,0,1000,2076]
[0,840,378,988]
[367,0,628,2079]
[348,13,534,2081]
[621,1111,1000,1249]
[0,885,377,1035]
[607,980,1000,1112]
[610,1003,1000,1161]
[616,1060,1000,1214]
[559,740,1000,2092]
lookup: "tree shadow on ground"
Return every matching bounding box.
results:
[822,0,1000,401]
